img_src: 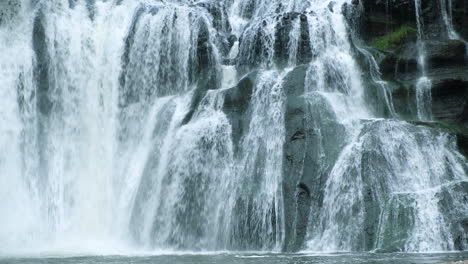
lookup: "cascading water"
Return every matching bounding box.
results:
[0,0,467,256]
[439,0,461,40]
[414,0,433,121]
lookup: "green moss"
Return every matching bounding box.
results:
[370,26,417,51]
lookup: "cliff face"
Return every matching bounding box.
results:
[361,0,468,151]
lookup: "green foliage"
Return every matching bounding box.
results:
[371,26,417,51]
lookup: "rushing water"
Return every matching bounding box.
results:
[414,0,432,121]
[0,0,467,259]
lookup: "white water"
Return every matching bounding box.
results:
[414,0,433,122]
[439,0,461,40]
[0,0,467,255]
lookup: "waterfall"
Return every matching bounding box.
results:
[414,0,433,122]
[0,0,467,255]
[439,0,460,40]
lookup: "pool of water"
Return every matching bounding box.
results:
[1,252,467,264]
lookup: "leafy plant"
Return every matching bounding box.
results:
[371,26,417,51]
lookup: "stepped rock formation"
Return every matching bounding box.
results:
[0,0,467,254]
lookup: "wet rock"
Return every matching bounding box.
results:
[361,0,447,41]
[181,19,220,125]
[222,71,257,149]
[431,77,468,124]
[195,0,234,56]
[452,0,468,40]
[274,13,312,67]
[380,38,468,126]
[437,181,468,250]
[361,0,416,41]
[0,0,21,26]
[33,11,52,116]
[238,12,313,71]
[195,0,231,33]
[380,40,466,80]
[411,121,468,157]
[391,73,468,125]
[425,40,468,69]
[274,12,313,67]
[282,65,346,251]
[281,66,310,252]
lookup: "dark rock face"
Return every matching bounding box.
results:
[33,11,52,117]
[361,0,468,128]
[380,40,467,79]
[281,66,347,251]
[219,65,344,251]
[195,0,234,56]
[385,44,468,126]
[280,66,311,251]
[361,0,416,41]
[356,2,468,250]
[222,71,257,149]
[195,0,231,33]
[431,78,468,124]
[361,0,463,40]
[274,13,313,67]
[452,0,468,40]
[237,12,313,72]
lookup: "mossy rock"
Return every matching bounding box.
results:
[370,26,417,51]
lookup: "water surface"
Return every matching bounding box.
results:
[1,252,468,264]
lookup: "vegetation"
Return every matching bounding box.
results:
[371,26,417,51]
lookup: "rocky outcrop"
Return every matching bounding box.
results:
[219,65,345,251]
[361,0,416,41]
[380,40,466,79]
[280,66,312,251]
[274,12,312,67]
[361,0,466,40]
[237,12,313,72]
[431,77,468,124]
[362,0,468,128]
[377,39,468,126]
[452,0,468,40]
[281,66,347,251]
[194,0,235,56]
[221,71,257,148]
